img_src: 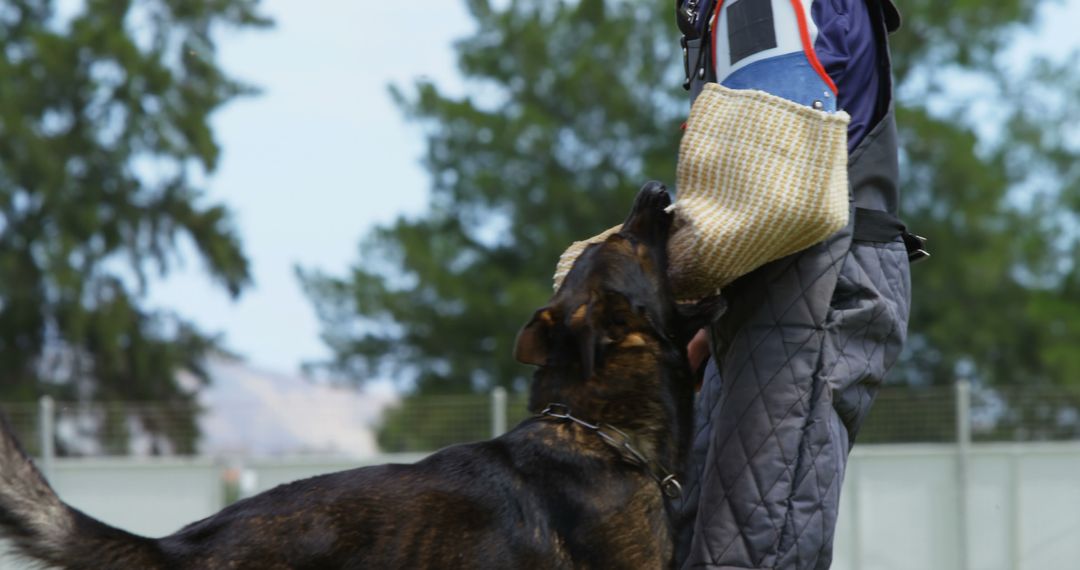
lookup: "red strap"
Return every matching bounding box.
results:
[790,0,838,94]
[709,0,838,96]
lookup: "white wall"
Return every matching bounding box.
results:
[0,457,223,568]
[832,443,1080,570]
[3,444,1080,569]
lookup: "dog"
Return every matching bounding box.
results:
[0,182,718,569]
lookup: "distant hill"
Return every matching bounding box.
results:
[190,356,398,458]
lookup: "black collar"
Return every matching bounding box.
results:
[536,403,682,499]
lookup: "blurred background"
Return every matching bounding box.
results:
[1,0,1080,568]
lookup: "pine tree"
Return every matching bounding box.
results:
[0,0,270,453]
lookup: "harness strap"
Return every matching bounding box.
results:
[853,207,930,263]
[677,0,717,94]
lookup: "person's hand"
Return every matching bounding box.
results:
[687,328,710,390]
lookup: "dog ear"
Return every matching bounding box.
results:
[514,308,555,366]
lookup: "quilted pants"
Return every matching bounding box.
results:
[673,2,910,568]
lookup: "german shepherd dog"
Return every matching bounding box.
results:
[0,182,718,569]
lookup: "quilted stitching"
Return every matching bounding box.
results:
[684,233,844,569]
[676,225,911,570]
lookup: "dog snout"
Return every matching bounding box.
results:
[621,181,673,241]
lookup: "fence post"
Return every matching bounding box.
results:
[848,458,863,570]
[955,378,972,570]
[39,396,55,480]
[491,387,507,438]
[1009,450,1022,570]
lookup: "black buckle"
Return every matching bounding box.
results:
[676,1,701,38]
[902,232,930,263]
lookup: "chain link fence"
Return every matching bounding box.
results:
[4,383,1080,458]
[0,400,201,458]
[1,402,41,456]
[857,383,1080,444]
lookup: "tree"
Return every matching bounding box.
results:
[887,3,1080,391]
[0,0,270,454]
[301,0,684,396]
[301,0,1080,445]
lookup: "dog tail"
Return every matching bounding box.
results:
[0,413,164,569]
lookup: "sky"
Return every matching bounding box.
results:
[149,1,474,375]
[148,0,1080,378]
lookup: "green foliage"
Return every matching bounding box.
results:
[300,0,685,395]
[302,0,1080,447]
[893,4,1080,388]
[0,0,269,453]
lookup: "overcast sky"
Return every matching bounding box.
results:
[149,0,1080,378]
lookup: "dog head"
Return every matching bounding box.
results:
[515,182,720,422]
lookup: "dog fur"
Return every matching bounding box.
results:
[0,182,715,569]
